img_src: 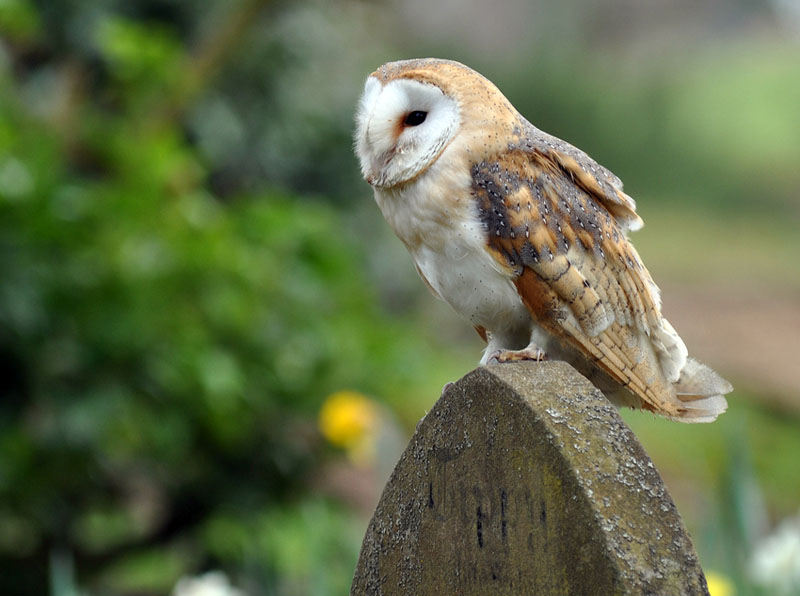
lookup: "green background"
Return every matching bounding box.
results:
[1,1,798,594]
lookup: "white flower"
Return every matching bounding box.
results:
[749,514,800,595]
[172,571,247,596]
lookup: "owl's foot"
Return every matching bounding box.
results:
[486,345,547,364]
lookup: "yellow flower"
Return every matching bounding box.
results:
[706,571,735,596]
[318,390,377,461]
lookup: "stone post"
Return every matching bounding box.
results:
[350,361,709,595]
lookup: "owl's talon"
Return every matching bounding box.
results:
[488,346,547,364]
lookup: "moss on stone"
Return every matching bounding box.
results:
[351,361,709,596]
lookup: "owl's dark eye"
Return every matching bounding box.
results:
[404,110,428,127]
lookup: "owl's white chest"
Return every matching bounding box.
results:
[373,165,532,343]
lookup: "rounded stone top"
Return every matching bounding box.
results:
[351,361,709,596]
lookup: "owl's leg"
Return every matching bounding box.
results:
[485,344,547,364]
[481,332,547,365]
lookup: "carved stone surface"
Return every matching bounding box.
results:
[350,361,709,596]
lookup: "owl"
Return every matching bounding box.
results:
[354,58,732,422]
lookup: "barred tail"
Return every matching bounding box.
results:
[669,357,733,423]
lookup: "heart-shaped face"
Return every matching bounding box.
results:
[351,57,732,424]
[354,71,459,188]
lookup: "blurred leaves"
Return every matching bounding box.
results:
[0,101,425,589]
[1,1,799,595]
[0,1,444,594]
[94,17,182,90]
[202,499,363,593]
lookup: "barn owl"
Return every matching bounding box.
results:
[354,58,732,422]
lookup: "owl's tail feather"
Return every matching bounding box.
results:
[668,357,733,423]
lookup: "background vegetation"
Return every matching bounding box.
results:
[1,1,798,594]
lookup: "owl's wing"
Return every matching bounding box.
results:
[472,131,688,414]
[513,125,645,233]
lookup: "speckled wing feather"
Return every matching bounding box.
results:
[472,122,681,414]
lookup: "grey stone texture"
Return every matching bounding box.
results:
[350,361,709,595]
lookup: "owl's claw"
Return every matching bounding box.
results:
[487,346,547,364]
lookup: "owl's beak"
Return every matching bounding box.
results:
[366,145,395,187]
[365,151,396,188]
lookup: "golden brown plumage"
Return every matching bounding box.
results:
[356,58,732,422]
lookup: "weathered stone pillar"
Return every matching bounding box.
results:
[350,361,709,595]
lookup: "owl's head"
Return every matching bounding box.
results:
[354,60,464,188]
[356,58,516,189]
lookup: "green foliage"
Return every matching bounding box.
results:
[0,3,449,594]
[0,1,37,40]
[0,99,362,592]
[201,499,363,593]
[2,1,799,595]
